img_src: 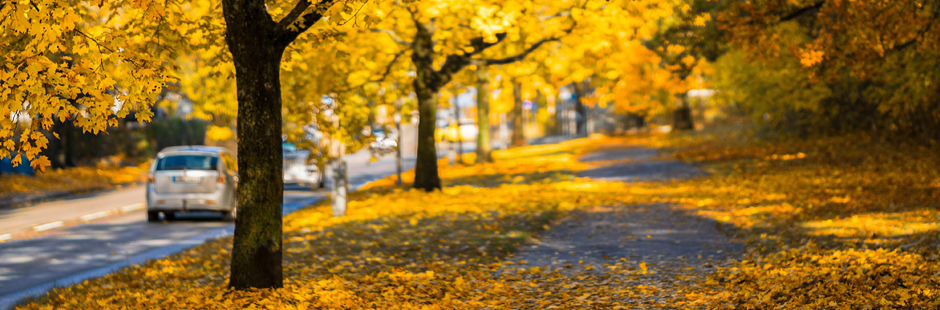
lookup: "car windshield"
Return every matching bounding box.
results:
[156,155,219,171]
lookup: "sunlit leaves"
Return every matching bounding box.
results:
[0,0,198,168]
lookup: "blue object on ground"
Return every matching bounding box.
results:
[0,155,35,176]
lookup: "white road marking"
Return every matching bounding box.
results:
[120,203,143,212]
[80,211,110,221]
[0,234,11,241]
[33,221,64,232]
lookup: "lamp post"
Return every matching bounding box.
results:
[393,111,402,187]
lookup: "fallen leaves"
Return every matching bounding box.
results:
[13,129,940,309]
[15,135,676,309]
[0,163,148,201]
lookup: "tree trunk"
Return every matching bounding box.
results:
[223,1,286,290]
[475,64,492,163]
[572,81,588,136]
[672,93,694,131]
[411,23,442,191]
[510,80,526,147]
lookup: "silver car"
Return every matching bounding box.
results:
[283,142,324,190]
[146,146,238,222]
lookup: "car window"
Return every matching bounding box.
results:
[282,142,298,153]
[156,155,219,171]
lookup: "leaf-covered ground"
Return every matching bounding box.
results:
[14,130,940,309]
[0,163,147,205]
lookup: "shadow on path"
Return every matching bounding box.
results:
[509,147,745,304]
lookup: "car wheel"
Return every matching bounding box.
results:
[147,211,160,222]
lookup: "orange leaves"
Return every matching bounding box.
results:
[695,247,940,309]
[798,48,825,67]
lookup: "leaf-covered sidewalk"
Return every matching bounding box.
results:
[15,131,940,309]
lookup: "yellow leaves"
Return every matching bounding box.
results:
[206,126,233,141]
[799,48,825,67]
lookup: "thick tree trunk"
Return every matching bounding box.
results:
[475,65,492,163]
[411,23,442,191]
[510,80,526,147]
[222,0,286,290]
[673,93,694,131]
[413,88,441,190]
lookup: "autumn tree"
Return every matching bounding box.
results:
[717,0,940,140]
[338,1,578,191]
[0,0,395,290]
[527,0,679,136]
[640,0,723,131]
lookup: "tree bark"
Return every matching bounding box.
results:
[474,64,492,163]
[672,93,694,131]
[222,0,286,290]
[510,80,526,147]
[571,81,588,136]
[411,22,442,191]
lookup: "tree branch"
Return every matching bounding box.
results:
[276,0,315,34]
[479,18,577,66]
[371,29,412,46]
[481,37,559,65]
[890,5,939,53]
[465,33,509,56]
[538,10,570,21]
[374,49,406,83]
[275,0,338,47]
[427,32,509,91]
[779,0,825,22]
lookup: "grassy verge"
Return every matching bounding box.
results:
[0,164,148,204]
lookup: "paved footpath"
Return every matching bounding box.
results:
[508,147,745,308]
